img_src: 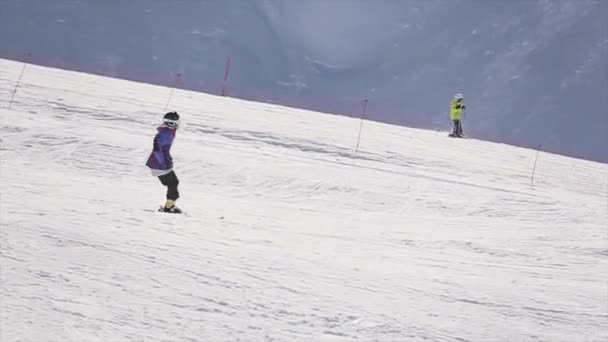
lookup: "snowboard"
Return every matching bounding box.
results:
[141,207,184,214]
[150,207,224,219]
[157,205,184,214]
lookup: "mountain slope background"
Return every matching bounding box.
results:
[1,0,606,161]
[1,57,607,342]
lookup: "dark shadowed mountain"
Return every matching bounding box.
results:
[1,0,606,162]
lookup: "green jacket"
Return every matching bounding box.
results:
[450,99,465,120]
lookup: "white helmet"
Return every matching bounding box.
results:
[453,93,464,100]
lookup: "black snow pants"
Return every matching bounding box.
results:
[452,120,463,136]
[158,171,179,201]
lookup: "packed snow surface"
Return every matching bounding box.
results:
[1,59,606,341]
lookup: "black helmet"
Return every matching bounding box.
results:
[163,111,180,128]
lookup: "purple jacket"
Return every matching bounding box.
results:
[146,126,176,170]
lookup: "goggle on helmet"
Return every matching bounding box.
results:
[163,111,180,128]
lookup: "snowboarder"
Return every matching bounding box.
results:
[146,111,182,213]
[449,93,466,137]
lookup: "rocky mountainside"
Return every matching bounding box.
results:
[1,0,606,161]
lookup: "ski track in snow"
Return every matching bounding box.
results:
[1,59,607,341]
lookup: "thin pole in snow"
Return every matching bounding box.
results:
[164,89,174,111]
[163,73,181,111]
[8,63,28,109]
[605,173,608,241]
[605,174,608,241]
[355,99,368,151]
[221,56,232,96]
[531,144,542,187]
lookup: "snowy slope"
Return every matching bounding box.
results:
[2,0,607,162]
[0,58,606,342]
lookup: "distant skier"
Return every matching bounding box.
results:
[449,93,466,137]
[146,111,182,213]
